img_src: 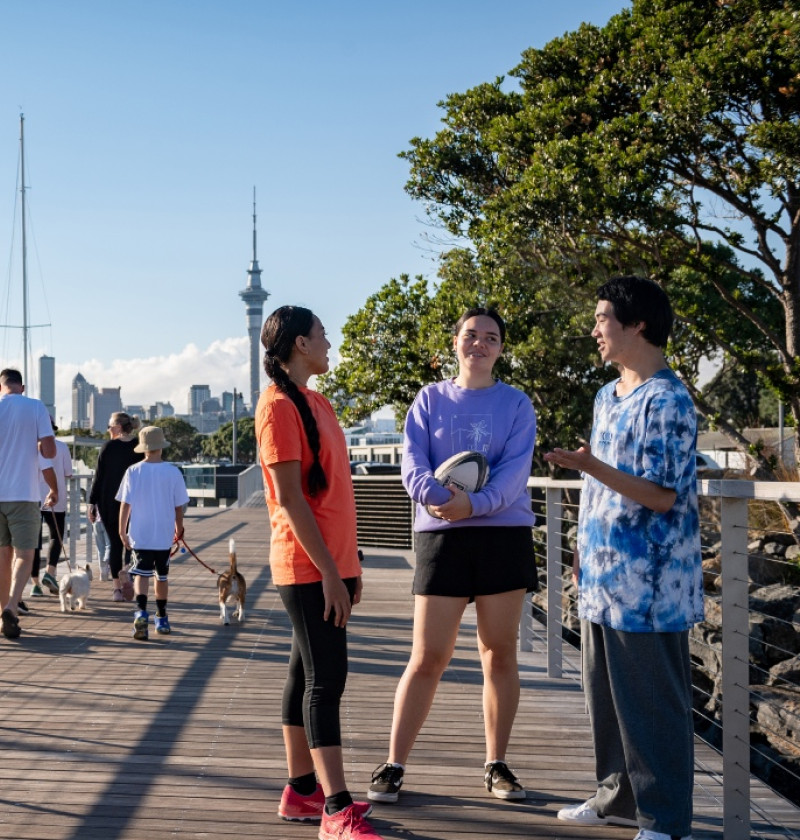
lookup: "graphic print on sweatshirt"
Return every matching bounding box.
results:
[451,414,492,453]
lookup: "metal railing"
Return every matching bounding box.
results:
[523,476,800,840]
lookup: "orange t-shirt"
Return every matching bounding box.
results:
[255,384,360,585]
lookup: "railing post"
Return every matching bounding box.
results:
[546,485,563,679]
[519,485,535,652]
[720,494,750,840]
[68,476,79,567]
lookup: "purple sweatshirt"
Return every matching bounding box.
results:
[402,379,536,532]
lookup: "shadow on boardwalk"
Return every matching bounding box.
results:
[0,504,797,840]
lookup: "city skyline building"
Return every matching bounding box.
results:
[189,384,211,414]
[238,189,270,412]
[39,354,55,419]
[71,373,95,429]
[90,387,123,432]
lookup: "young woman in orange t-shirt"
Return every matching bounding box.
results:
[256,306,382,840]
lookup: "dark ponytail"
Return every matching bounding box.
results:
[261,306,328,496]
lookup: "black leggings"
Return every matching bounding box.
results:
[32,511,66,578]
[98,501,130,580]
[277,578,357,750]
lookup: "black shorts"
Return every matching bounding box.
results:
[413,526,539,599]
[130,548,171,581]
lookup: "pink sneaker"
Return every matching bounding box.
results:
[319,803,383,840]
[278,785,372,823]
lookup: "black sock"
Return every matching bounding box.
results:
[288,772,317,796]
[156,599,167,617]
[324,790,353,815]
[136,594,147,611]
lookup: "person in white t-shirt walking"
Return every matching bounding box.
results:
[116,426,189,641]
[32,418,74,597]
[0,368,57,639]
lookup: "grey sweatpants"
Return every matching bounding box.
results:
[582,620,694,837]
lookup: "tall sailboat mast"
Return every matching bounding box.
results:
[20,113,30,385]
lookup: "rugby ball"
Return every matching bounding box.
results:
[433,450,490,493]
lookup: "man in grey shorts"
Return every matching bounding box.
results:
[0,369,57,639]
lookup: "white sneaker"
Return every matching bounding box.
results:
[557,799,638,827]
[634,831,692,840]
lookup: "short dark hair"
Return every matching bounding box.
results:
[454,307,506,344]
[596,275,673,348]
[0,368,23,385]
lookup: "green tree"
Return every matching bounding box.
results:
[151,417,201,462]
[320,257,611,471]
[201,417,257,463]
[319,275,442,425]
[401,0,800,476]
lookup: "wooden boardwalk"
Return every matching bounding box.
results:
[2,503,798,840]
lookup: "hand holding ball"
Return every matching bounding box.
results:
[426,451,489,517]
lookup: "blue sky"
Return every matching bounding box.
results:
[1,0,629,422]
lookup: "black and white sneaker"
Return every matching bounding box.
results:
[484,761,526,800]
[368,763,404,803]
[16,600,30,615]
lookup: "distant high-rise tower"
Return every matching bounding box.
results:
[90,387,123,433]
[239,188,270,411]
[39,355,55,418]
[189,384,211,414]
[71,373,95,429]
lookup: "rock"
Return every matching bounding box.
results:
[763,541,787,557]
[767,654,800,688]
[763,531,797,547]
[748,553,789,586]
[755,686,800,759]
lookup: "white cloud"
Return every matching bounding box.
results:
[22,336,254,425]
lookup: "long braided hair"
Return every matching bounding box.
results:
[261,306,328,496]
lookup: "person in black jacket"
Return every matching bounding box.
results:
[87,412,143,601]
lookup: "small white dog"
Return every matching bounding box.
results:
[59,564,93,612]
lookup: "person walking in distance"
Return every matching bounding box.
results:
[87,412,143,601]
[117,426,189,640]
[32,418,73,597]
[545,276,702,840]
[0,368,57,638]
[256,305,382,840]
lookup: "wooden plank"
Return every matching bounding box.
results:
[0,504,795,839]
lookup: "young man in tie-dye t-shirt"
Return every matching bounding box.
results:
[546,276,702,840]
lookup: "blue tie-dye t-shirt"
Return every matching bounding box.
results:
[577,369,703,633]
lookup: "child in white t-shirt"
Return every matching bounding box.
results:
[116,426,189,640]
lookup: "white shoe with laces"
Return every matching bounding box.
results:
[557,799,638,827]
[633,831,692,840]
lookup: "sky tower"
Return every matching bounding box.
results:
[239,189,270,411]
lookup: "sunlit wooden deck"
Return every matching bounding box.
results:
[2,502,798,840]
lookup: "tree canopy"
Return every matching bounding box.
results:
[150,417,202,462]
[201,417,257,464]
[320,260,612,470]
[398,0,800,475]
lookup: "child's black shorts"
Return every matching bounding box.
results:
[130,548,171,581]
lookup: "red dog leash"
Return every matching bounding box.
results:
[171,536,217,575]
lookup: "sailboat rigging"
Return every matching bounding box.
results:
[1,113,51,386]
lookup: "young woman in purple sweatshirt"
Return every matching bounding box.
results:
[368,307,537,805]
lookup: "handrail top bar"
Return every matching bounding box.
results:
[527,475,800,502]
